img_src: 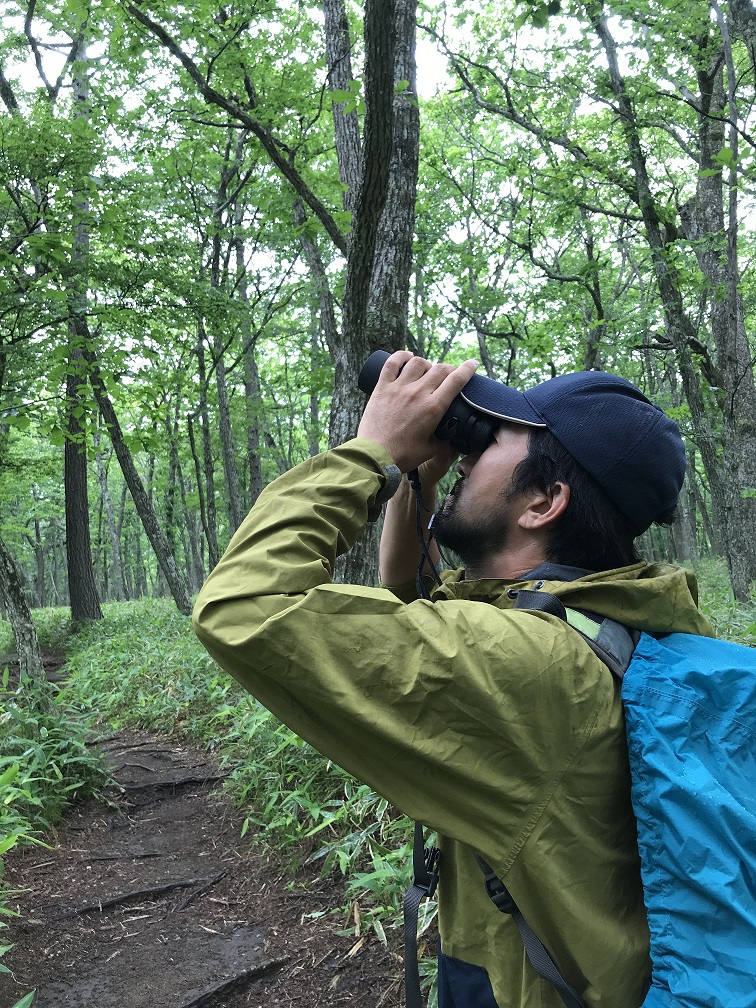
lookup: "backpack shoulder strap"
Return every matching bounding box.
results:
[403,822,441,1008]
[475,853,589,1008]
[513,588,638,681]
[468,588,639,1006]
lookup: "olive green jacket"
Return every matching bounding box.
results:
[192,438,714,1008]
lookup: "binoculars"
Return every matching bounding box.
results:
[358,350,497,455]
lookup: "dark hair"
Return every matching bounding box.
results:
[508,429,676,571]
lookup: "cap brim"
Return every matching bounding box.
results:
[461,373,547,427]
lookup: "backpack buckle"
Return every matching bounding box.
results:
[413,843,441,899]
[482,866,517,914]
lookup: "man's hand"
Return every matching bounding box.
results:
[357,352,478,473]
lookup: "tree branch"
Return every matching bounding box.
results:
[24,0,56,98]
[423,25,640,203]
[0,67,20,113]
[125,3,349,256]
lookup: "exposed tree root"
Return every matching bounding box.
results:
[177,956,289,1008]
[59,875,224,917]
[117,773,228,791]
[175,871,228,912]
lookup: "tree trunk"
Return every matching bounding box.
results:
[330,0,397,588]
[243,344,264,506]
[293,198,340,361]
[195,331,221,567]
[233,203,264,510]
[309,322,322,457]
[94,435,128,601]
[50,518,63,606]
[208,136,245,535]
[331,0,397,453]
[64,350,103,622]
[64,60,102,623]
[177,454,205,591]
[591,7,755,596]
[677,22,756,599]
[729,0,756,79]
[30,517,47,608]
[187,411,219,571]
[84,348,192,615]
[212,342,244,534]
[365,0,419,354]
[0,535,47,696]
[322,0,362,213]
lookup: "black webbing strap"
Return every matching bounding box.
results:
[512,588,569,621]
[403,477,444,1006]
[407,469,443,602]
[475,854,588,1008]
[403,822,441,1008]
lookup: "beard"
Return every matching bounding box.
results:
[432,477,512,573]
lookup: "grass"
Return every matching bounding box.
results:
[695,558,756,645]
[0,664,110,1008]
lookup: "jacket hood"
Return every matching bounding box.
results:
[433,562,714,638]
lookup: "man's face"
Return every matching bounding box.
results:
[433,423,533,570]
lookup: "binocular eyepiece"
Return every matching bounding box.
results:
[358,350,498,456]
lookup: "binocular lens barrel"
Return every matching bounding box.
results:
[358,351,497,456]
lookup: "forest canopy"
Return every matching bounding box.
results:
[1,0,755,631]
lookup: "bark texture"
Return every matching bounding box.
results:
[323,0,362,213]
[365,0,419,355]
[0,535,47,691]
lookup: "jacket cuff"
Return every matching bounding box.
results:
[371,462,402,513]
[340,438,402,521]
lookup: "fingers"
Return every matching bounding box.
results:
[378,352,477,395]
[359,353,479,472]
[436,358,479,394]
[418,441,460,485]
[377,350,415,383]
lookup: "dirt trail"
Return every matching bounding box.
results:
[0,730,403,1008]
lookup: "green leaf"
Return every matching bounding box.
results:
[0,764,20,788]
[0,835,20,856]
[9,993,37,1008]
[3,414,30,431]
[713,147,736,166]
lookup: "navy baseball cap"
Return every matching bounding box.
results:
[460,369,686,535]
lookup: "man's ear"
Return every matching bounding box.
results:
[518,482,570,531]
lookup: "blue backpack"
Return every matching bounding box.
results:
[476,590,756,1008]
[621,630,756,1006]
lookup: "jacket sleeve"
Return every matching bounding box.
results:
[192,439,617,865]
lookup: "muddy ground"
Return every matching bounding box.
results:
[0,726,415,1008]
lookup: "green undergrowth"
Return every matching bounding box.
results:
[0,659,110,1008]
[695,559,756,645]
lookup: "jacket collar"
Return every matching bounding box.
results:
[523,562,595,582]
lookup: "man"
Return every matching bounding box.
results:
[193,352,713,1008]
